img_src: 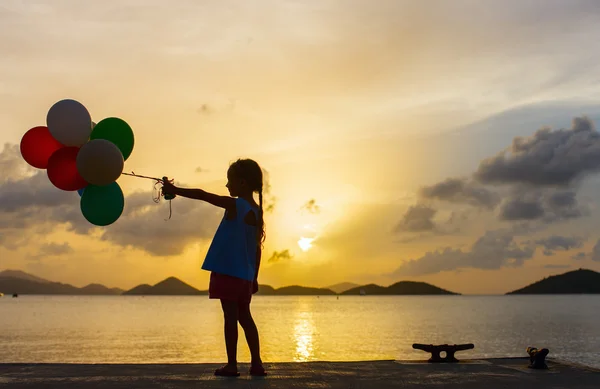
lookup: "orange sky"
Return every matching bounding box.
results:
[2,1,600,294]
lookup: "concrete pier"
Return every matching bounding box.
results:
[1,358,599,388]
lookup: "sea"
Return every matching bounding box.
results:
[1,295,600,368]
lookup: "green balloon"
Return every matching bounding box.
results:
[90,117,135,161]
[80,182,125,226]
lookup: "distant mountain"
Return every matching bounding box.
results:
[123,277,207,295]
[0,278,80,295]
[342,281,459,295]
[80,284,125,295]
[256,284,276,295]
[327,282,360,294]
[0,270,122,295]
[507,269,600,294]
[123,284,153,295]
[0,269,50,284]
[274,285,336,295]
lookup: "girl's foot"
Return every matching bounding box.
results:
[214,364,240,377]
[249,363,268,376]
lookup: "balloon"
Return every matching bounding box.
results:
[76,139,124,186]
[90,118,135,161]
[77,187,86,197]
[46,99,92,147]
[20,126,64,169]
[47,147,88,191]
[81,182,124,226]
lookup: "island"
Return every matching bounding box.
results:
[342,281,459,295]
[506,269,600,294]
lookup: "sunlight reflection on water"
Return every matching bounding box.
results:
[293,309,315,362]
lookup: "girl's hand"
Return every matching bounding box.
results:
[252,279,259,294]
[162,180,176,196]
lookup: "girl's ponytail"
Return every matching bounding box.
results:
[257,187,266,248]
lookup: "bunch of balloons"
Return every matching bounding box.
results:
[20,99,135,226]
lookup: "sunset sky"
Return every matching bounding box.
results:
[3,0,600,294]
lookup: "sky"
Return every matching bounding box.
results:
[3,0,600,294]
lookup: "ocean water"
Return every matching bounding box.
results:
[1,295,600,368]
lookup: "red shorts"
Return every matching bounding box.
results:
[209,272,254,303]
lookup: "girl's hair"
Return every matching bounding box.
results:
[228,158,266,247]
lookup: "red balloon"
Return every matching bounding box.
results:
[47,147,88,191]
[20,126,64,169]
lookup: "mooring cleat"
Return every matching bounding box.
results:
[413,343,475,363]
[527,347,549,369]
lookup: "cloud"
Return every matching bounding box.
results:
[497,189,584,222]
[195,167,207,173]
[592,239,600,262]
[535,235,584,253]
[392,229,535,276]
[411,118,595,227]
[571,252,587,260]
[395,205,437,232]
[29,242,74,260]
[498,196,545,221]
[0,143,32,182]
[474,117,600,187]
[300,199,320,214]
[267,249,292,263]
[419,178,498,209]
[544,264,571,269]
[0,144,223,256]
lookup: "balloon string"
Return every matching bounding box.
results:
[122,171,173,220]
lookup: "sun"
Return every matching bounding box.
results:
[297,237,314,252]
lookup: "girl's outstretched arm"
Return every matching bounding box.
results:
[162,182,235,210]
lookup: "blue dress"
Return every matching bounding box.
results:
[202,197,259,281]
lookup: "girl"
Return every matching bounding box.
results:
[161,158,267,377]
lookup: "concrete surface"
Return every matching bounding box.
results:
[1,358,599,388]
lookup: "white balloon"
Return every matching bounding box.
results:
[76,139,124,186]
[46,99,92,147]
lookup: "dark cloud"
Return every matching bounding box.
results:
[498,196,545,221]
[535,235,584,253]
[300,199,320,214]
[497,189,584,222]
[268,249,293,263]
[396,205,437,232]
[419,178,498,209]
[0,172,75,212]
[475,117,600,187]
[392,229,535,276]
[0,144,222,256]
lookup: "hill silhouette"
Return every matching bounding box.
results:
[327,282,360,294]
[0,269,51,284]
[0,277,122,295]
[123,277,207,295]
[342,281,459,295]
[256,284,276,295]
[0,269,458,296]
[274,286,336,295]
[507,269,600,294]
